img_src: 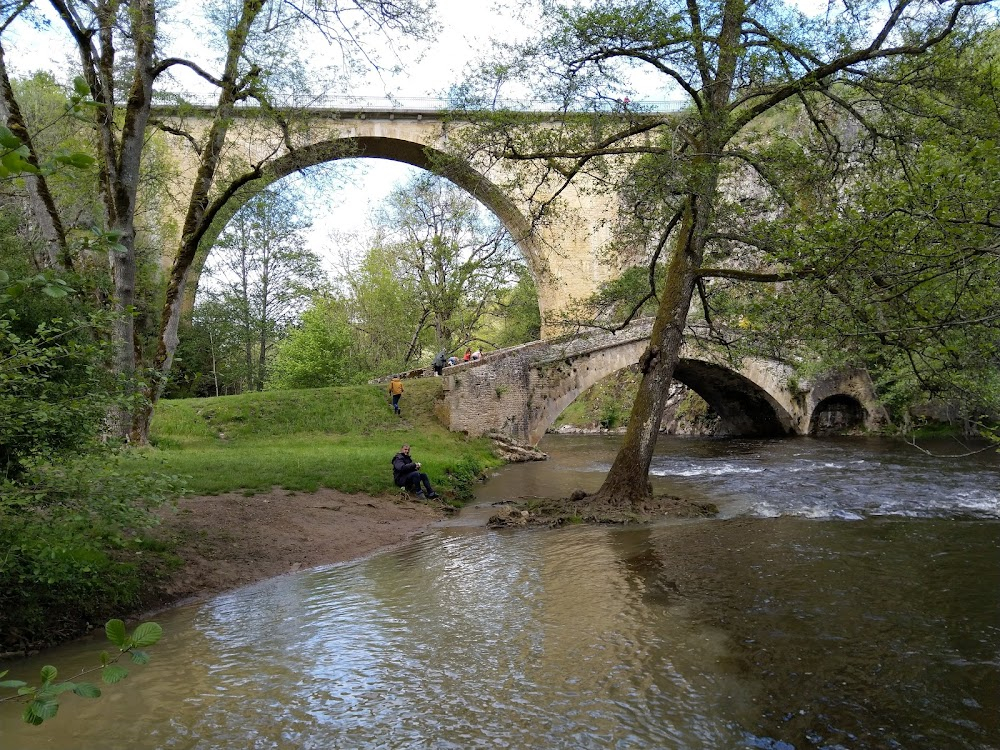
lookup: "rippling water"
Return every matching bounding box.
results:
[1,436,997,749]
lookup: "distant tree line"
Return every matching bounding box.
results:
[167,173,541,398]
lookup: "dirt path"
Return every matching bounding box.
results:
[153,488,444,608]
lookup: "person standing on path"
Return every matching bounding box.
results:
[432,350,447,376]
[391,444,438,499]
[388,375,404,415]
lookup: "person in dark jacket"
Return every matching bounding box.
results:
[432,350,447,376]
[391,444,438,499]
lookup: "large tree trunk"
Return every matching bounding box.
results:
[592,187,714,507]
[134,0,265,442]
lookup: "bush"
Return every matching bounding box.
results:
[0,453,182,650]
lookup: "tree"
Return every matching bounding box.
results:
[362,172,527,359]
[198,188,323,392]
[724,35,1000,431]
[0,206,178,652]
[0,0,436,441]
[266,296,356,389]
[453,0,995,507]
[337,240,425,374]
[481,266,542,348]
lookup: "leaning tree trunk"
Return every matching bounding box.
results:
[591,190,712,508]
[132,0,266,443]
[0,45,69,269]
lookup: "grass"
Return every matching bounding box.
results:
[148,378,501,499]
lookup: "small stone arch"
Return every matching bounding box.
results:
[809,394,866,436]
[182,135,540,313]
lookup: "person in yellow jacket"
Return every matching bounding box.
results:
[388,375,404,415]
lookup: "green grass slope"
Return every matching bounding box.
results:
[149,378,500,499]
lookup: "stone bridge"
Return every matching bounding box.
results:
[153,102,647,330]
[431,320,889,445]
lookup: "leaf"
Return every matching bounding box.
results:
[1,150,37,174]
[54,151,96,169]
[130,650,150,665]
[24,698,58,724]
[39,665,57,684]
[42,284,69,298]
[73,76,91,97]
[0,679,28,688]
[72,682,101,698]
[0,125,20,150]
[130,622,162,648]
[105,619,127,648]
[101,665,128,684]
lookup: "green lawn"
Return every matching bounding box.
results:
[148,378,500,499]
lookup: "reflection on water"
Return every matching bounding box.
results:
[1,436,997,749]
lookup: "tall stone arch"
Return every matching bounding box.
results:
[178,135,544,315]
[151,108,619,329]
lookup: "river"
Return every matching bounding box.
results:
[1,435,998,749]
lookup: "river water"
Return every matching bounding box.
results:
[1,436,998,749]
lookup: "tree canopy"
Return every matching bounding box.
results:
[451,0,998,506]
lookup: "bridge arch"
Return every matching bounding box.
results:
[527,343,796,445]
[808,394,866,436]
[183,135,540,311]
[438,323,813,445]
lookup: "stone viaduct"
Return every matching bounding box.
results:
[153,102,631,331]
[431,319,889,445]
[155,101,890,440]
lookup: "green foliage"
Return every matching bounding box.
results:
[721,37,1000,431]
[478,268,542,348]
[599,400,623,430]
[0,452,182,650]
[554,368,641,429]
[0,618,162,725]
[196,188,324,393]
[266,296,360,389]
[335,172,531,369]
[0,256,113,479]
[0,216,182,650]
[576,265,666,324]
[338,242,424,374]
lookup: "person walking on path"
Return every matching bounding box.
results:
[392,444,438,499]
[388,375,404,415]
[463,348,472,362]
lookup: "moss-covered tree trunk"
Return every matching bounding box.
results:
[591,189,712,507]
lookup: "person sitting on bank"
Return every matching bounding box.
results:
[392,444,438,499]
